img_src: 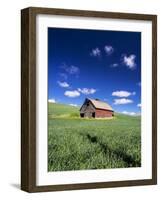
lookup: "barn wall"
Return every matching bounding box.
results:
[80,101,95,118]
[80,99,114,118]
[95,109,113,118]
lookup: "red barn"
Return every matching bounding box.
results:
[80,98,114,118]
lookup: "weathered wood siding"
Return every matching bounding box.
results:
[95,109,113,118]
[80,101,95,118]
[80,99,114,118]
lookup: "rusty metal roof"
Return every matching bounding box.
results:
[88,98,113,111]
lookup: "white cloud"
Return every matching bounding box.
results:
[48,99,56,103]
[78,88,96,95]
[64,90,80,98]
[137,103,141,107]
[123,54,136,69]
[112,90,136,97]
[111,63,118,67]
[114,98,133,105]
[104,45,114,55]
[66,65,80,75]
[69,104,78,107]
[90,48,101,57]
[61,64,80,76]
[122,111,136,116]
[57,81,69,88]
[59,73,68,80]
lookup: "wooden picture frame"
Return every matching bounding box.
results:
[21,7,157,192]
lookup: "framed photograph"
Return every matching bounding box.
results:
[21,7,157,192]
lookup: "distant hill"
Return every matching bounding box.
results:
[48,102,79,118]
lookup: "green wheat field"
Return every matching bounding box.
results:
[48,102,141,171]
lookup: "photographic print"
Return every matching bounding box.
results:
[48,28,141,172]
[21,7,157,192]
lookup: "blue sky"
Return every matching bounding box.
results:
[48,28,141,115]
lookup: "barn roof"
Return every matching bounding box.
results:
[88,98,113,111]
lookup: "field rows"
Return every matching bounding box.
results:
[48,112,141,171]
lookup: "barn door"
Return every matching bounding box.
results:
[80,113,84,118]
[92,112,95,118]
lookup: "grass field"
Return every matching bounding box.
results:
[48,102,141,171]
